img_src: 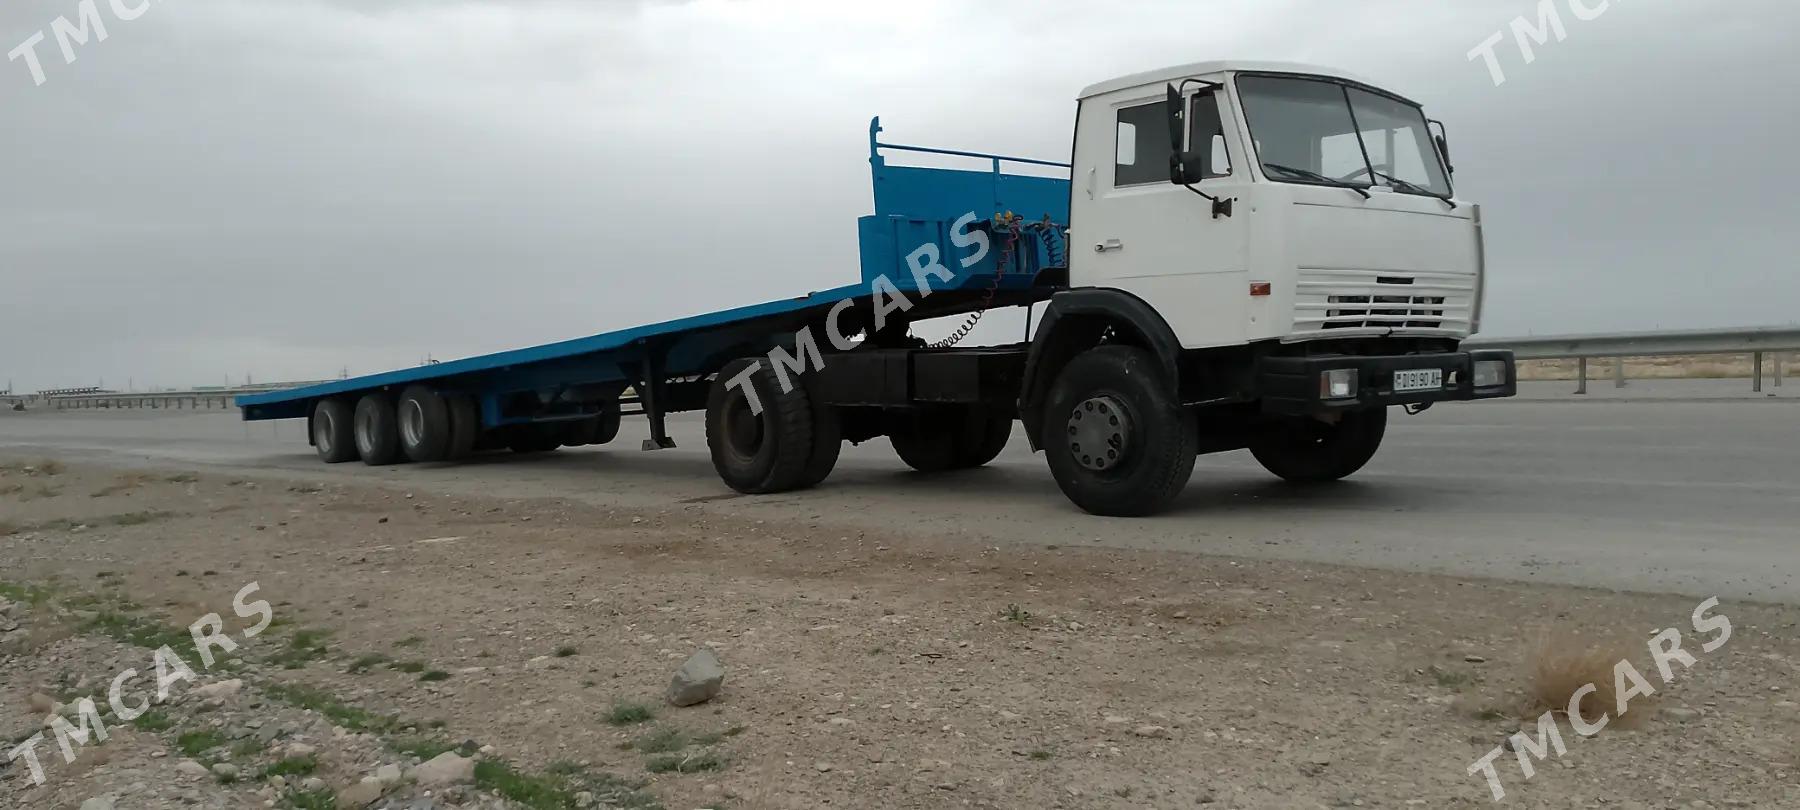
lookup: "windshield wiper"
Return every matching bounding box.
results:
[1261,163,1370,199]
[1371,170,1457,209]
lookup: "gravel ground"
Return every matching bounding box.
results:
[2,456,1797,810]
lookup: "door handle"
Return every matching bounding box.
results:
[1094,239,1123,253]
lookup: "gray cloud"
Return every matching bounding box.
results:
[2,0,1794,391]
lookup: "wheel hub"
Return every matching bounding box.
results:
[1066,396,1130,471]
[315,412,334,452]
[400,400,424,447]
[724,397,765,460]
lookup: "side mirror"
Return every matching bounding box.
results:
[1165,84,1183,154]
[1165,84,1206,185]
[1429,119,1455,175]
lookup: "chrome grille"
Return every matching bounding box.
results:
[1293,268,1474,335]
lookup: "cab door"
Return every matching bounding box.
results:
[1069,84,1251,349]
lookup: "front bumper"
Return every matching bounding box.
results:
[1256,350,1516,416]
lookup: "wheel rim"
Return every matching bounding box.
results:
[354,407,374,452]
[1066,395,1130,472]
[315,411,334,453]
[722,395,765,462]
[400,399,424,447]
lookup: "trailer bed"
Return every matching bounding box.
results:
[240,117,1073,425]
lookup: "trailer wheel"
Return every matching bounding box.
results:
[591,398,622,446]
[705,358,815,493]
[888,407,1012,472]
[354,393,403,466]
[1249,408,1387,483]
[1041,345,1196,516]
[446,394,480,460]
[311,398,358,464]
[397,385,452,462]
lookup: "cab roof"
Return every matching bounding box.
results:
[1078,60,1388,101]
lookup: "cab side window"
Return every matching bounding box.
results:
[1114,101,1170,186]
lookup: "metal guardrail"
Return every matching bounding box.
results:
[1466,326,1799,394]
[44,381,334,411]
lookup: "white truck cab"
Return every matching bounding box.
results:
[1002,60,1513,515]
[1070,61,1484,349]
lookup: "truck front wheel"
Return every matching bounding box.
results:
[1041,345,1196,517]
[1249,408,1387,483]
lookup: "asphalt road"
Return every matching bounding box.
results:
[4,382,1796,603]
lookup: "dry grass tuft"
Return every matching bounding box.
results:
[92,473,154,498]
[1524,629,1644,728]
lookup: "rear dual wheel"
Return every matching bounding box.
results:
[559,398,623,447]
[705,358,840,493]
[888,406,1013,473]
[352,387,481,465]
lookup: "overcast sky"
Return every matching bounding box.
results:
[3,0,1795,392]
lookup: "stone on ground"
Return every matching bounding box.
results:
[412,751,476,787]
[667,647,726,707]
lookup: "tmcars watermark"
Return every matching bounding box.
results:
[1466,596,1732,802]
[4,582,275,787]
[8,0,157,88]
[725,210,994,415]
[1468,0,1625,87]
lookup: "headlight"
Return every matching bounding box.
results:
[1474,359,1508,388]
[1319,368,1359,400]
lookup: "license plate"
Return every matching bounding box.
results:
[1393,368,1443,393]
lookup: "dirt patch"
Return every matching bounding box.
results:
[2,457,1797,809]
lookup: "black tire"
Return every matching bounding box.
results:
[795,400,842,489]
[1040,345,1196,517]
[592,398,622,446]
[354,393,403,466]
[888,412,958,473]
[311,398,358,464]
[888,407,1013,472]
[705,358,815,494]
[561,418,599,447]
[956,409,1013,468]
[508,423,562,454]
[446,394,480,460]
[397,385,452,462]
[1249,407,1387,483]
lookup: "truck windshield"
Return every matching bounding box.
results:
[1236,75,1452,198]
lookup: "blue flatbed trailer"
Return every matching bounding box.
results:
[241,62,1521,519]
[241,119,1074,454]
